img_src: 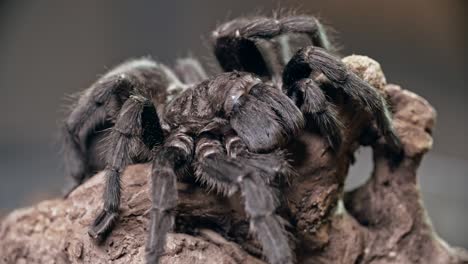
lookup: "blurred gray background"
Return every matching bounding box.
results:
[0,0,467,248]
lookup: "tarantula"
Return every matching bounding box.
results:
[62,15,402,264]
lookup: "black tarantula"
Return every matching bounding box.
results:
[62,15,402,264]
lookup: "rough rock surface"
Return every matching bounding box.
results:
[1,56,467,264]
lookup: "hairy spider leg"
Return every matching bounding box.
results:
[225,133,294,185]
[194,134,294,264]
[228,83,304,152]
[62,75,132,196]
[277,16,333,61]
[174,57,208,84]
[88,95,162,240]
[285,78,343,152]
[199,118,295,185]
[62,58,185,196]
[212,15,331,79]
[212,17,342,152]
[146,130,193,264]
[283,46,403,164]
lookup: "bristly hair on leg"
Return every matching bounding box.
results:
[194,135,294,264]
[212,14,337,81]
[228,83,304,153]
[89,95,161,241]
[286,78,343,152]
[283,46,403,163]
[146,132,193,264]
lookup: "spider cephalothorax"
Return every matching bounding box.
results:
[62,15,402,264]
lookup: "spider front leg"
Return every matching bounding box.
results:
[194,134,294,264]
[62,75,131,196]
[283,46,403,163]
[212,15,332,79]
[226,82,304,152]
[62,58,184,196]
[146,130,193,264]
[285,78,343,152]
[89,95,162,240]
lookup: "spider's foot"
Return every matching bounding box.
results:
[88,209,118,241]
